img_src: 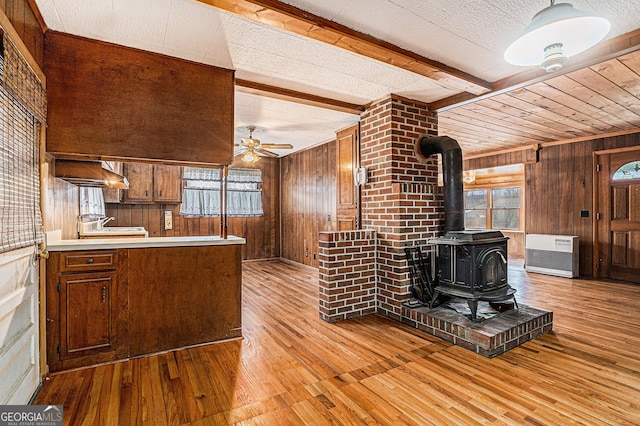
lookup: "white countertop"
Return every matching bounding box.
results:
[46,230,245,251]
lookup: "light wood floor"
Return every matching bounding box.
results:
[34,259,640,425]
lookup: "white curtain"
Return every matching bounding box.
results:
[79,187,105,217]
[180,167,263,217]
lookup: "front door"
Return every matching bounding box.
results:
[595,148,640,283]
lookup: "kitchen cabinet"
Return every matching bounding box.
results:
[122,163,153,203]
[45,242,242,372]
[46,250,129,372]
[121,163,183,204]
[153,164,183,203]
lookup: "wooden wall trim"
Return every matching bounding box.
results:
[465,144,538,161]
[593,144,640,156]
[465,129,640,162]
[0,7,45,84]
[26,0,48,32]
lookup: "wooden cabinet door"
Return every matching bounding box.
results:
[336,124,360,230]
[122,163,154,203]
[59,272,117,360]
[154,164,183,203]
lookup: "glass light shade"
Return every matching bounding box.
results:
[243,150,260,163]
[504,2,610,67]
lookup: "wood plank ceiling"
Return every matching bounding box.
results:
[439,50,640,156]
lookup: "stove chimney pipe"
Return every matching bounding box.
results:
[415,135,464,232]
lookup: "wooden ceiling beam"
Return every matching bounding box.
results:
[235,79,365,114]
[431,28,640,112]
[196,0,492,95]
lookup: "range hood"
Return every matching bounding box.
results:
[55,159,129,189]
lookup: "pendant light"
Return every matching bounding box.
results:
[504,1,610,72]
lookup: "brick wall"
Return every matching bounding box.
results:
[360,95,443,320]
[318,230,377,323]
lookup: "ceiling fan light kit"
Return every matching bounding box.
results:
[242,148,261,163]
[504,1,610,72]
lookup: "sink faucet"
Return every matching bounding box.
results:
[98,216,115,229]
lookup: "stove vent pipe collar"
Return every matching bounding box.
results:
[415,135,464,232]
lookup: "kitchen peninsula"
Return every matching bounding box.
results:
[45,231,244,372]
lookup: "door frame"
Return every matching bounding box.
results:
[593,145,640,278]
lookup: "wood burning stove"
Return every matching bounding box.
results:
[428,230,517,321]
[415,135,517,322]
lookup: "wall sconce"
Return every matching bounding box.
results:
[504,1,610,72]
[354,167,368,186]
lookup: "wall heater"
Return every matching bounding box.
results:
[525,234,579,278]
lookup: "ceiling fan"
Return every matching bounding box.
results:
[234,126,293,163]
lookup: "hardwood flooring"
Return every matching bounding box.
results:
[34,260,640,425]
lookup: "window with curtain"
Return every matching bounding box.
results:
[181,167,263,217]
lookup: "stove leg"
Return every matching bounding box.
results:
[429,290,440,308]
[467,299,478,321]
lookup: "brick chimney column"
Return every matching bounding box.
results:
[359,95,444,320]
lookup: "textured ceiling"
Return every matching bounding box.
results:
[34,0,640,156]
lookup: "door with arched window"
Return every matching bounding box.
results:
[595,147,640,283]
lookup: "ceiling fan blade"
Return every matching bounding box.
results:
[260,143,293,149]
[255,147,279,158]
[234,147,248,156]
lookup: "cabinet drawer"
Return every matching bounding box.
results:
[60,251,118,272]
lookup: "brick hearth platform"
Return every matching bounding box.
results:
[401,304,553,358]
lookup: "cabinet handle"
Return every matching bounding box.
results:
[159,190,162,197]
[145,190,149,197]
[102,286,107,303]
[87,258,94,264]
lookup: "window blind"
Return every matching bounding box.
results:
[0,30,45,253]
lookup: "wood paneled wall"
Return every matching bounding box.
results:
[43,154,79,239]
[467,132,640,276]
[280,141,337,268]
[0,0,45,68]
[106,158,280,261]
[45,32,235,165]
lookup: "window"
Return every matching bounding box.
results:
[464,186,521,230]
[612,161,640,180]
[464,189,487,229]
[181,167,263,217]
[491,187,520,229]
